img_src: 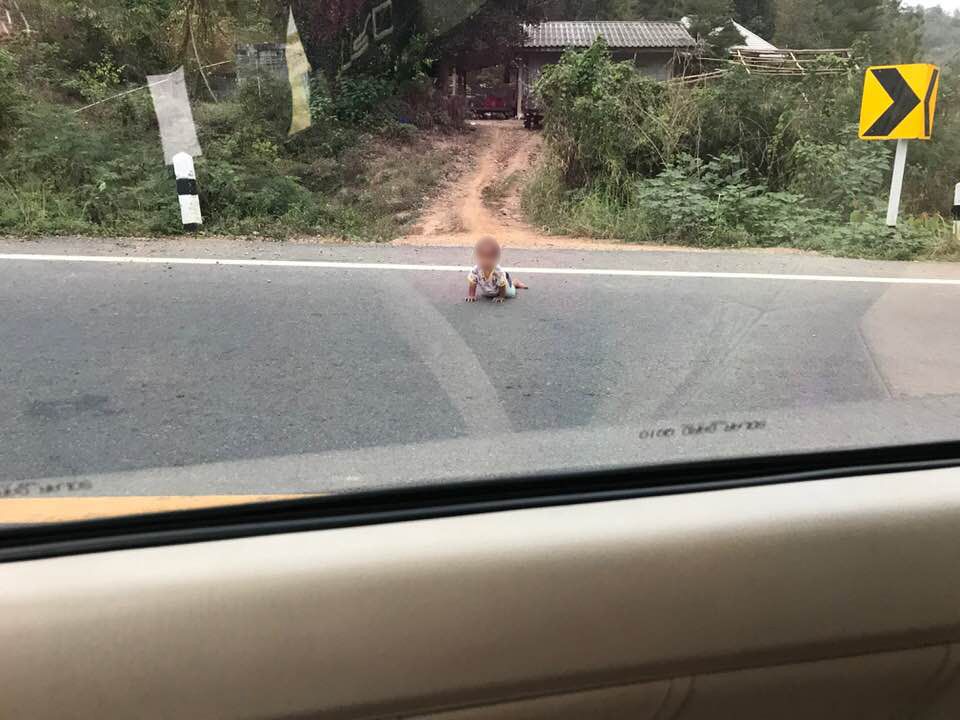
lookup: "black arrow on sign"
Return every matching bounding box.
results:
[924,68,939,137]
[863,68,921,137]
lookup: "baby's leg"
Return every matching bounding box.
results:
[505,272,528,291]
[504,272,527,296]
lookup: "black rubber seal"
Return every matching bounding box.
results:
[2,441,960,563]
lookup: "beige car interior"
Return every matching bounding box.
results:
[4,467,960,719]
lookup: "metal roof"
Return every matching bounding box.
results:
[522,21,696,50]
[729,20,779,53]
[680,16,779,53]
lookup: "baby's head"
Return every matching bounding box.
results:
[474,236,501,272]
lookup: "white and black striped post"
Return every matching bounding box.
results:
[953,182,960,241]
[173,151,202,232]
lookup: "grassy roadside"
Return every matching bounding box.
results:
[0,107,466,242]
[0,42,471,242]
[521,161,960,262]
[521,41,960,263]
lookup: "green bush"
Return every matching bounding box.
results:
[381,120,418,144]
[788,138,890,216]
[61,51,125,102]
[0,1,466,240]
[0,49,24,150]
[334,74,396,129]
[903,58,960,216]
[524,153,950,261]
[535,39,665,192]
[528,40,953,259]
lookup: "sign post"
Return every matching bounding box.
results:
[886,139,908,227]
[953,183,960,241]
[858,63,940,227]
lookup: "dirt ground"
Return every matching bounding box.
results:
[395,120,661,253]
[394,120,810,256]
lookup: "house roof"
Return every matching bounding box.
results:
[679,17,779,53]
[729,21,779,52]
[521,21,697,51]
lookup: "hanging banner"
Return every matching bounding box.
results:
[147,67,202,165]
[286,8,313,136]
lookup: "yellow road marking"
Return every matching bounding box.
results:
[0,495,309,524]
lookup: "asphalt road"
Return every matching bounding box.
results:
[3,238,960,499]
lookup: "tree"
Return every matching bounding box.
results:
[774,0,919,58]
[922,5,960,65]
[535,38,666,188]
[866,0,921,64]
[622,0,679,19]
[826,0,884,44]
[683,0,742,56]
[0,49,24,150]
[17,0,180,78]
[733,0,774,38]
[773,0,825,48]
[543,0,632,20]
[429,0,545,70]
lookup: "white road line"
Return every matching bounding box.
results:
[2,252,960,286]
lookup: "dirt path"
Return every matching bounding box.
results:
[394,120,812,256]
[395,120,655,252]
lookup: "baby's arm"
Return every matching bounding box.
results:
[465,279,478,302]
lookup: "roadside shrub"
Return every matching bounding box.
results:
[536,39,665,193]
[7,38,65,88]
[12,104,115,190]
[788,138,890,217]
[0,180,87,234]
[382,120,418,144]
[528,40,952,259]
[0,2,467,240]
[237,78,291,136]
[334,74,395,128]
[903,58,960,216]
[524,153,949,260]
[0,49,24,149]
[62,51,125,102]
[624,156,833,249]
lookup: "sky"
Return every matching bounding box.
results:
[911,0,960,10]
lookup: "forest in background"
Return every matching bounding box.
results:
[1,0,959,258]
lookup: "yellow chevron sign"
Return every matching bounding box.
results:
[859,64,940,141]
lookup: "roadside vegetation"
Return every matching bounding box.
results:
[523,26,960,260]
[2,0,960,260]
[0,67,454,238]
[0,1,471,239]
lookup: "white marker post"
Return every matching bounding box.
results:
[516,60,524,120]
[953,182,960,240]
[886,139,908,227]
[173,152,202,232]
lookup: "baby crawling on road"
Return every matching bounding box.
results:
[465,236,528,303]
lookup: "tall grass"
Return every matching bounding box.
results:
[1,79,458,239]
